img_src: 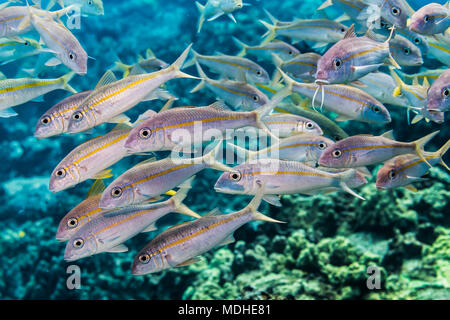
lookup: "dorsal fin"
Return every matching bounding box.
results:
[364,28,381,41]
[137,54,145,62]
[344,24,356,39]
[412,76,419,86]
[128,64,146,76]
[381,130,395,139]
[95,70,117,89]
[135,157,157,167]
[146,48,156,59]
[111,123,132,131]
[86,180,106,198]
[159,98,176,113]
[204,208,223,217]
[422,77,430,89]
[208,100,231,111]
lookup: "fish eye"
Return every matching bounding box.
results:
[332,149,342,158]
[24,41,29,46]
[333,57,342,70]
[73,238,84,248]
[388,169,396,180]
[256,70,262,76]
[41,115,51,125]
[340,28,346,33]
[318,142,327,149]
[111,186,123,198]
[391,6,400,16]
[55,168,66,178]
[442,88,449,97]
[252,95,259,101]
[413,37,421,44]
[67,218,78,228]
[139,127,152,139]
[288,50,293,55]
[139,254,150,264]
[305,121,314,129]
[424,15,430,23]
[230,171,242,181]
[404,48,410,55]
[373,106,381,113]
[72,111,83,121]
[88,0,92,4]
[68,51,76,60]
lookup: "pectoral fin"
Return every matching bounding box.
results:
[175,257,200,267]
[91,169,114,179]
[106,244,128,253]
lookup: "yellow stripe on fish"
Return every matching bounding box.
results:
[0,80,59,94]
[342,44,386,62]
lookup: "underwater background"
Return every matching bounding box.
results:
[0,0,449,299]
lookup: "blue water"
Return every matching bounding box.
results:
[0,0,448,300]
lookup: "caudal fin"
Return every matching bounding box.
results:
[196,1,205,33]
[337,169,366,200]
[435,139,450,171]
[413,130,440,168]
[259,20,277,44]
[248,184,285,223]
[169,44,199,80]
[172,177,201,218]
[190,62,208,93]
[60,72,77,93]
[202,141,234,172]
[232,37,249,57]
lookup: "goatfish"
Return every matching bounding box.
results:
[112,49,169,78]
[124,90,289,154]
[351,71,409,108]
[259,18,348,46]
[46,0,104,16]
[281,70,391,124]
[132,185,283,275]
[358,0,414,29]
[376,140,450,191]
[427,68,449,112]
[261,113,323,138]
[67,44,196,134]
[214,158,366,205]
[408,3,449,35]
[396,27,429,56]
[426,34,450,65]
[56,179,108,241]
[25,6,88,75]
[0,72,75,118]
[98,143,233,209]
[0,36,50,65]
[228,133,334,163]
[49,123,137,193]
[318,130,440,169]
[272,52,321,84]
[195,0,244,33]
[315,24,400,85]
[232,37,300,61]
[388,34,423,66]
[34,90,92,138]
[64,179,200,262]
[184,49,270,84]
[191,62,269,111]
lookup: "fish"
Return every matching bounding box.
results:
[34,90,92,138]
[98,142,233,209]
[131,185,283,275]
[358,0,414,29]
[232,37,300,61]
[56,179,108,241]
[67,44,196,134]
[315,24,400,85]
[0,72,76,118]
[196,0,244,33]
[64,178,200,261]
[0,36,50,65]
[49,123,134,193]
[124,90,289,154]
[47,0,104,16]
[318,0,368,24]
[272,52,321,83]
[281,70,391,124]
[259,18,348,46]
[318,130,440,169]
[184,49,270,84]
[191,62,269,111]
[351,71,409,108]
[214,158,366,205]
[426,68,449,112]
[25,6,88,75]
[396,27,429,55]
[388,34,423,66]
[408,3,450,35]
[228,133,335,163]
[261,113,323,138]
[425,34,450,65]
[398,68,445,84]
[112,49,169,78]
[376,139,450,191]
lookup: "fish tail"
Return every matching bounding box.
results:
[202,141,234,172]
[248,184,285,223]
[181,48,198,69]
[169,44,198,79]
[190,62,207,93]
[435,139,450,171]
[337,169,366,200]
[60,72,77,94]
[259,20,276,43]
[232,37,248,57]
[263,9,279,25]
[414,130,440,168]
[54,4,81,19]
[277,67,295,92]
[171,177,201,218]
[196,1,205,33]
[317,0,333,10]
[112,59,132,78]
[270,55,285,86]
[390,69,404,97]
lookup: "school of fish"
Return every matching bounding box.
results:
[1,0,448,276]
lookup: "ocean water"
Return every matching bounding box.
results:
[0,0,449,300]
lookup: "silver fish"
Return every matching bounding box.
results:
[261,113,323,138]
